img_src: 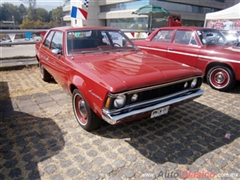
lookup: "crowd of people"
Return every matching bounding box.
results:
[206,19,240,30]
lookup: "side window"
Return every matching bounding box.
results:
[173,30,197,45]
[109,31,124,47]
[44,31,54,48]
[50,32,63,50]
[189,32,198,45]
[101,31,110,45]
[152,30,173,42]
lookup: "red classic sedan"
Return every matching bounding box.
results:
[134,27,240,91]
[36,26,203,131]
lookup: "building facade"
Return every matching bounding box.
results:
[63,0,239,31]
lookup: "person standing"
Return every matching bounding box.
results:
[172,17,182,26]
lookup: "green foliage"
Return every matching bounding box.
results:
[0,2,63,29]
[51,7,63,25]
[0,3,26,24]
[36,8,49,22]
[19,19,35,29]
[19,19,60,29]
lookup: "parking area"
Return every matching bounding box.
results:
[0,66,240,180]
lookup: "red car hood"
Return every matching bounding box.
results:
[205,45,240,60]
[72,51,202,92]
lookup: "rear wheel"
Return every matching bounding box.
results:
[72,89,101,131]
[207,66,235,91]
[39,62,51,82]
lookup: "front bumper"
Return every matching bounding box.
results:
[102,89,204,125]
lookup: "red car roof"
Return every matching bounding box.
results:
[50,26,120,32]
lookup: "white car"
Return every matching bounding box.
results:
[0,38,12,46]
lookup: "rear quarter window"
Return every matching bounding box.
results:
[152,30,174,42]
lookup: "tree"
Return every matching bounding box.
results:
[20,0,36,9]
[0,3,26,25]
[51,7,63,26]
[0,5,7,21]
[19,19,35,29]
[20,0,37,21]
[18,4,28,20]
[18,4,27,14]
[34,20,44,28]
[0,3,17,21]
[36,8,49,22]
[27,8,38,21]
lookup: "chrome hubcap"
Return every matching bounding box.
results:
[78,100,87,118]
[214,72,225,84]
[210,68,230,89]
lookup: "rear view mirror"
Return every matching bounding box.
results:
[206,33,213,37]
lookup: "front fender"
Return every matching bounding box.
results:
[70,75,108,118]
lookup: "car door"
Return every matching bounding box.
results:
[47,31,70,89]
[39,31,55,75]
[166,30,200,68]
[141,30,174,58]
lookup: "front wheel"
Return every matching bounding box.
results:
[207,66,235,92]
[39,62,51,82]
[72,89,101,131]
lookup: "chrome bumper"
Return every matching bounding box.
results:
[102,89,204,125]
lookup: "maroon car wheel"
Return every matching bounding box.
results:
[72,89,101,131]
[39,62,51,82]
[207,66,235,91]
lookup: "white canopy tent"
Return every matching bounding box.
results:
[204,3,240,29]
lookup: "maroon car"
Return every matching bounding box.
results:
[36,26,203,131]
[134,26,240,91]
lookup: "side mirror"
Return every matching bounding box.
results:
[52,48,62,55]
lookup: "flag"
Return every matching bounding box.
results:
[82,0,89,8]
[71,6,88,20]
[24,32,32,40]
[130,32,135,38]
[40,31,46,37]
[8,33,16,42]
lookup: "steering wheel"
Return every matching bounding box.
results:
[113,43,121,47]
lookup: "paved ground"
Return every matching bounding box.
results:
[0,66,240,180]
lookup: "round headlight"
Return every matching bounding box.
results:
[184,82,188,89]
[131,94,138,102]
[114,94,126,108]
[191,79,198,88]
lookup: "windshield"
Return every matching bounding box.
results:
[221,30,240,44]
[66,29,137,55]
[196,29,227,46]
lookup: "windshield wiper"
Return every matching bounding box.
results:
[80,50,98,54]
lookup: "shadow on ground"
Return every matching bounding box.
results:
[93,99,240,165]
[0,82,65,179]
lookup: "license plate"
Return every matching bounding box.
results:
[150,106,169,118]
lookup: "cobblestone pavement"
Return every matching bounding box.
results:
[0,66,240,180]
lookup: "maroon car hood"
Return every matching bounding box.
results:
[72,51,202,92]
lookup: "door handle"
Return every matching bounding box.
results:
[168,48,173,51]
[45,56,49,60]
[147,45,151,47]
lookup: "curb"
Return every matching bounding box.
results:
[0,58,38,70]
